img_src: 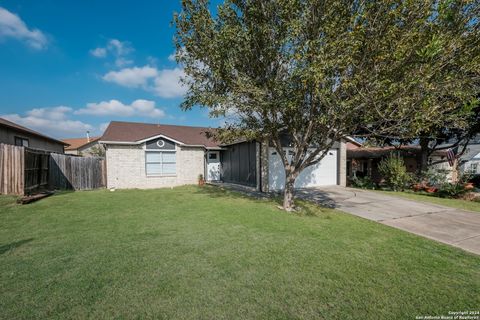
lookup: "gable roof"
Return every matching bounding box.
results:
[100,121,220,148]
[62,137,101,151]
[460,143,480,162]
[0,117,68,146]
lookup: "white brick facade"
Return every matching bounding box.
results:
[106,144,205,189]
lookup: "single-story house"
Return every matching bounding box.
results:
[347,145,455,183]
[100,121,347,191]
[459,143,480,175]
[62,135,104,156]
[0,117,67,153]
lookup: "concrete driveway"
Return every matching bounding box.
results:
[296,187,480,255]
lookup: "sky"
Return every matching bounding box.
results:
[0,0,221,139]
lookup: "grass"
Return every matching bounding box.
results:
[0,186,479,319]
[376,190,480,213]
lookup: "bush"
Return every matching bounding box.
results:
[420,168,449,187]
[351,176,376,189]
[378,153,412,191]
[437,183,469,198]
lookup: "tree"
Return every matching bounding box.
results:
[89,145,106,157]
[174,0,479,211]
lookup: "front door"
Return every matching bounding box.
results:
[207,151,220,181]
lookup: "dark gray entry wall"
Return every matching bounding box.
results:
[220,141,257,187]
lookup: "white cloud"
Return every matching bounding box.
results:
[0,7,48,50]
[75,99,165,118]
[168,53,176,62]
[114,57,133,67]
[90,39,134,67]
[108,39,133,56]
[103,65,187,98]
[102,66,158,87]
[90,47,107,58]
[2,106,93,138]
[152,68,186,98]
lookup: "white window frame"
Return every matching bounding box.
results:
[145,150,176,176]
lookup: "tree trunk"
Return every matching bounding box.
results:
[418,137,430,173]
[283,172,297,211]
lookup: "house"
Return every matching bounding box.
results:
[0,117,67,153]
[347,145,455,183]
[62,135,104,156]
[457,137,480,175]
[100,121,347,191]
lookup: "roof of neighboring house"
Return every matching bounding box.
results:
[0,117,69,146]
[344,137,362,147]
[62,137,101,151]
[100,121,220,148]
[347,145,448,159]
[461,143,480,162]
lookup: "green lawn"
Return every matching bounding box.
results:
[1,186,479,319]
[377,190,480,213]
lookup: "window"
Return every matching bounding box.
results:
[208,153,217,160]
[145,151,176,176]
[471,163,478,173]
[14,137,29,147]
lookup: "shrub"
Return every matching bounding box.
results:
[420,168,449,187]
[351,176,376,189]
[378,153,412,191]
[437,183,468,198]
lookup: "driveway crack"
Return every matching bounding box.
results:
[452,234,480,244]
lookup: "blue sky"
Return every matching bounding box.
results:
[0,1,220,139]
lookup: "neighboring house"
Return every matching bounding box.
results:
[347,146,455,183]
[62,136,104,156]
[101,121,347,191]
[0,117,67,153]
[458,142,480,175]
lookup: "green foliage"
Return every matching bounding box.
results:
[437,183,469,198]
[351,176,376,189]
[420,168,449,187]
[89,145,105,157]
[378,153,412,191]
[174,0,479,207]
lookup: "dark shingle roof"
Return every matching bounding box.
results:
[101,121,219,148]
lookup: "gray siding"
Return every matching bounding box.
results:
[0,126,64,153]
[220,141,257,187]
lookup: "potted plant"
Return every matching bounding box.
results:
[198,174,205,186]
[459,172,474,190]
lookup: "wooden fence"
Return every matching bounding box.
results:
[0,144,24,195]
[49,153,106,190]
[24,148,50,194]
[0,143,106,195]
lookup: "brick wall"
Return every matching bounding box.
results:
[105,144,205,189]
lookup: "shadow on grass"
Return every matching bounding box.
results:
[0,238,33,255]
[196,184,336,217]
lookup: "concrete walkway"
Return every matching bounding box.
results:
[296,187,480,255]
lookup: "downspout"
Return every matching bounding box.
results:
[204,149,207,181]
[258,141,262,192]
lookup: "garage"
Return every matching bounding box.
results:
[268,147,338,191]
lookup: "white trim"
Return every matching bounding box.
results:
[343,136,362,146]
[136,134,185,145]
[100,138,218,149]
